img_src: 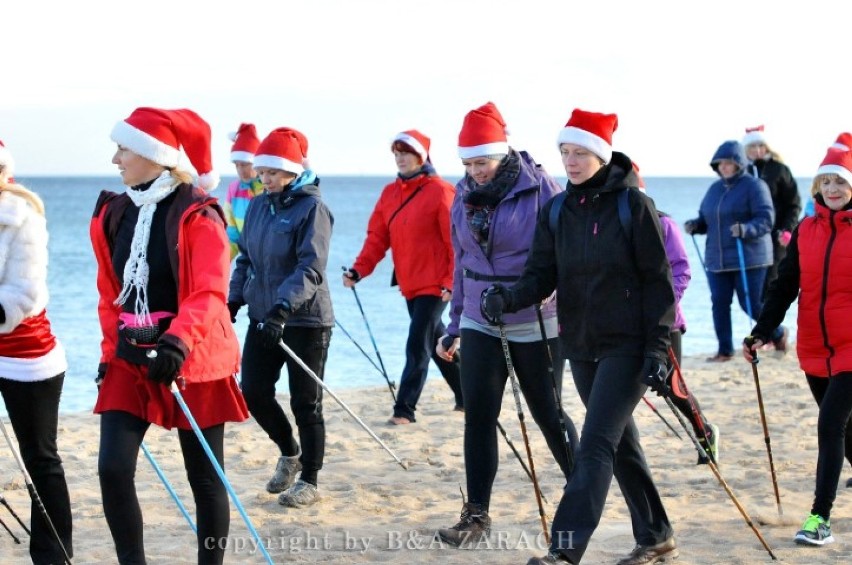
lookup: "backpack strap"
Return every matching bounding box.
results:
[548,190,568,235]
[617,188,631,245]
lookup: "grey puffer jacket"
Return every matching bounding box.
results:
[229,176,334,327]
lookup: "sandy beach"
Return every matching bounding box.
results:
[2,352,851,564]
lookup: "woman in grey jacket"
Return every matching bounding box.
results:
[228,127,334,509]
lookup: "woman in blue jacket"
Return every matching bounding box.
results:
[684,140,786,361]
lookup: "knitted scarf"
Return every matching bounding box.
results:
[462,150,520,243]
[114,170,180,325]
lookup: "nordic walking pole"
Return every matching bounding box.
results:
[0,418,71,564]
[0,513,21,544]
[0,494,30,535]
[275,338,409,471]
[746,345,783,516]
[140,442,197,534]
[165,379,274,565]
[496,421,548,505]
[690,234,707,272]
[534,304,574,473]
[334,319,396,401]
[641,396,682,440]
[498,324,550,544]
[343,268,395,400]
[667,349,714,454]
[660,395,777,560]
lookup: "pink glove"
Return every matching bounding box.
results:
[778,230,792,246]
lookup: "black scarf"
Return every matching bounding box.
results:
[462,150,521,243]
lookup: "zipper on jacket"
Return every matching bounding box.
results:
[819,210,839,375]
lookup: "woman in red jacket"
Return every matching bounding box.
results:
[744,146,852,548]
[343,130,462,424]
[90,107,248,564]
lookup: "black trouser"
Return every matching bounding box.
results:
[0,374,72,565]
[806,373,852,519]
[551,357,672,564]
[393,296,463,421]
[460,329,576,508]
[241,323,330,485]
[664,330,713,442]
[98,411,228,565]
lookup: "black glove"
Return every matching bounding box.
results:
[227,301,243,323]
[147,342,186,386]
[683,220,698,235]
[342,267,361,282]
[259,303,290,349]
[95,362,108,388]
[641,356,669,397]
[480,284,511,326]
[0,303,5,325]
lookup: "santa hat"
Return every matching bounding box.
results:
[557,109,618,164]
[110,107,219,190]
[816,147,852,186]
[254,127,309,175]
[0,139,14,179]
[742,125,767,147]
[392,130,430,163]
[831,132,852,151]
[458,102,509,159]
[229,123,261,163]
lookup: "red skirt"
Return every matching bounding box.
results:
[94,357,248,430]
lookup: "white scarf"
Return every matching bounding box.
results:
[114,170,180,325]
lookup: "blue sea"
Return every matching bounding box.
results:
[7,175,813,415]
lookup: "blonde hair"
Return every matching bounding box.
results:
[0,175,45,216]
[169,168,194,185]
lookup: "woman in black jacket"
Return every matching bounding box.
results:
[484,109,677,565]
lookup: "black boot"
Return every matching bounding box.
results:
[436,502,491,547]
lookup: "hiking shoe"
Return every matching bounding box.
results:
[278,479,319,508]
[705,353,733,363]
[265,453,302,493]
[794,514,834,546]
[526,551,573,564]
[436,502,491,547]
[772,326,788,356]
[697,424,720,465]
[616,537,678,565]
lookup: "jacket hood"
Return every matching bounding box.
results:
[710,141,747,175]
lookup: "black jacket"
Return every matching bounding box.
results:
[751,158,801,234]
[506,152,675,362]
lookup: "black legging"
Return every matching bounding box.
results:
[806,373,852,519]
[98,411,229,565]
[664,330,713,442]
[241,324,330,485]
[0,374,72,565]
[460,328,576,509]
[394,295,463,421]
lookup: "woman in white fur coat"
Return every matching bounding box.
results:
[0,140,72,564]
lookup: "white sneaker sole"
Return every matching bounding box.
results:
[794,533,835,546]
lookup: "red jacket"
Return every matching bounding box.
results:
[90,185,240,383]
[352,173,454,299]
[797,202,852,377]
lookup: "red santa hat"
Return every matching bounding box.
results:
[557,108,618,164]
[458,102,509,159]
[254,127,309,175]
[831,132,852,151]
[742,125,767,147]
[0,139,14,179]
[229,123,261,163]
[392,129,430,163]
[110,107,219,190]
[816,147,852,186]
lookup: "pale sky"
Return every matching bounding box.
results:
[3,1,850,179]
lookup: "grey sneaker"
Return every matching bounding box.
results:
[266,454,302,493]
[278,479,319,507]
[436,502,491,547]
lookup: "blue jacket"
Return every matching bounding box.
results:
[689,141,774,272]
[447,150,562,336]
[229,173,334,327]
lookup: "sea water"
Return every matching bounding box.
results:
[6,175,811,414]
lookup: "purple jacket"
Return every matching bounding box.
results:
[447,151,562,336]
[659,213,690,332]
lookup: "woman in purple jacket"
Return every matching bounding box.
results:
[433,102,577,546]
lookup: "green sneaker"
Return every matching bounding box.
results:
[794,514,834,546]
